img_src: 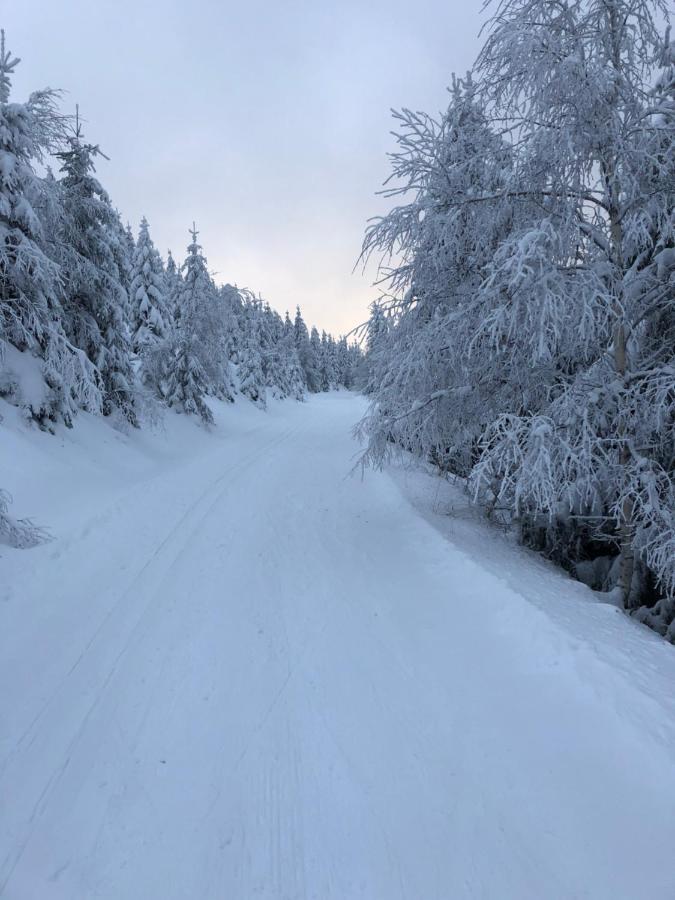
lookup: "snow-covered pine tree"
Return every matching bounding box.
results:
[362,300,391,397]
[334,336,353,389]
[124,222,135,259]
[164,225,216,424]
[257,301,281,396]
[237,299,266,406]
[55,113,137,425]
[309,326,323,390]
[201,284,236,404]
[0,32,60,355]
[282,311,306,398]
[218,283,243,363]
[0,32,101,429]
[319,331,336,391]
[294,307,320,391]
[165,249,181,303]
[266,308,304,399]
[0,31,71,542]
[130,217,168,353]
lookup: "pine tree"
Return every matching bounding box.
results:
[124,222,135,258]
[56,113,137,425]
[238,300,266,406]
[130,217,168,353]
[294,306,320,391]
[335,336,353,389]
[309,326,322,391]
[281,310,306,398]
[0,31,65,542]
[165,249,181,303]
[319,331,336,391]
[0,35,102,430]
[164,225,215,424]
[0,32,59,353]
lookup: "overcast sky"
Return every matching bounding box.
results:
[7,0,481,335]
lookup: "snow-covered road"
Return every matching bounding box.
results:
[2,393,675,899]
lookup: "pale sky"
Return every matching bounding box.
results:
[7,0,481,335]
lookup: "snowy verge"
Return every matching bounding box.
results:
[0,390,279,544]
[385,455,675,759]
[0,389,305,765]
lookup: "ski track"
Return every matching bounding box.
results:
[2,393,675,899]
[0,423,300,892]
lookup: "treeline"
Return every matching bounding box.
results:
[0,32,360,545]
[360,1,675,638]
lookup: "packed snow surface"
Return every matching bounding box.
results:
[2,392,675,899]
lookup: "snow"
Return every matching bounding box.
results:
[0,344,48,410]
[2,391,675,899]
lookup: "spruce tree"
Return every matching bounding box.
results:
[238,300,266,406]
[0,31,59,353]
[0,31,63,542]
[308,326,322,392]
[164,225,214,424]
[294,306,320,391]
[130,217,168,352]
[56,114,137,425]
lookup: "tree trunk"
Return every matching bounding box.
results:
[610,195,635,609]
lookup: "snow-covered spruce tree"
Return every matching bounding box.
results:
[309,326,323,388]
[0,32,100,431]
[282,323,306,399]
[111,213,135,328]
[268,308,304,399]
[334,336,353,389]
[0,31,66,543]
[257,301,281,396]
[253,302,304,400]
[218,283,243,363]
[130,217,169,353]
[164,225,219,424]
[55,116,137,425]
[362,300,392,397]
[294,306,321,391]
[124,221,135,260]
[165,249,181,303]
[466,0,675,615]
[319,331,336,391]
[237,298,266,406]
[284,309,294,340]
[203,285,237,404]
[0,33,59,354]
[29,170,103,427]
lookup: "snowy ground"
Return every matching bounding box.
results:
[2,391,675,900]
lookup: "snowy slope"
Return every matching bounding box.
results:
[1,392,675,899]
